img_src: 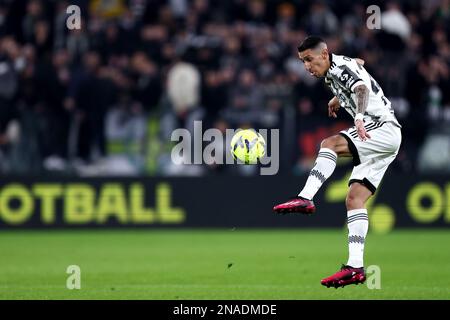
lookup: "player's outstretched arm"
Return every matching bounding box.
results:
[328,96,340,118]
[354,84,371,141]
[354,58,365,66]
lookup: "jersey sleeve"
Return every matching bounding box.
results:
[336,62,365,92]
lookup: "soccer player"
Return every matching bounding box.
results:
[273,36,402,288]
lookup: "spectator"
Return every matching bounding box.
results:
[0,0,448,176]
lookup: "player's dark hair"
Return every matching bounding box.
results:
[297,36,325,52]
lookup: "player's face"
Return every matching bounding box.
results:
[298,48,329,77]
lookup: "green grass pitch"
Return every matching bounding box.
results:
[0,229,449,299]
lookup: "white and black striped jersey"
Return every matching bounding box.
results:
[324,54,401,127]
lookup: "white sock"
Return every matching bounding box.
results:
[298,148,337,200]
[346,209,369,268]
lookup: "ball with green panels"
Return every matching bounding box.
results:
[230,129,266,164]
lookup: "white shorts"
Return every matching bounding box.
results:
[340,121,402,194]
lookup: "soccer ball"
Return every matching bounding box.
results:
[230,129,266,164]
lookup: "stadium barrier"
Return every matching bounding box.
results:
[0,171,449,232]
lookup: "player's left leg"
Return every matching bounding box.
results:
[273,135,351,214]
[298,135,352,200]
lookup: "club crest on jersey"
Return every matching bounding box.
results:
[339,69,356,88]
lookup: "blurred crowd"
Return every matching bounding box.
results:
[0,0,450,176]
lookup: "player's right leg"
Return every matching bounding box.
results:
[273,135,351,214]
[321,182,372,288]
[321,122,401,288]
